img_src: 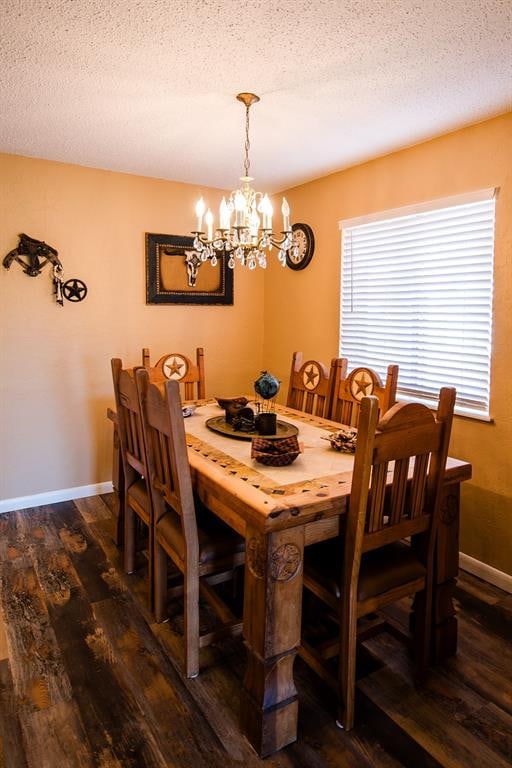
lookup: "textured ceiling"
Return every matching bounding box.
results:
[1,1,511,192]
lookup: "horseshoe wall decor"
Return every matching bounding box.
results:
[3,233,88,306]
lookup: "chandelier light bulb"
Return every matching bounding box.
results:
[281,198,290,232]
[195,197,206,231]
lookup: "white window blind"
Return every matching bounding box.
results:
[340,191,495,419]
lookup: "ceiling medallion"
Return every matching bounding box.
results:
[192,93,296,271]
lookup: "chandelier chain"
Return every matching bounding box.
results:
[244,104,251,178]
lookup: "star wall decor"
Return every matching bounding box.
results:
[63,278,87,302]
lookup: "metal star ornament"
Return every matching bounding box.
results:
[63,278,88,302]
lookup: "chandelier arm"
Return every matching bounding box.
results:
[196,230,291,246]
[268,234,292,248]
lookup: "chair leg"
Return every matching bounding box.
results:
[112,425,124,547]
[184,570,200,678]
[231,565,243,600]
[154,539,168,623]
[124,501,135,574]
[338,604,358,731]
[413,587,432,683]
[115,491,125,548]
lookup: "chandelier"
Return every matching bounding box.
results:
[192,93,294,270]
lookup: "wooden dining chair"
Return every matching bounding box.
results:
[135,367,245,678]
[328,360,399,426]
[142,347,206,400]
[300,387,456,731]
[286,351,344,418]
[111,359,153,596]
[108,347,205,543]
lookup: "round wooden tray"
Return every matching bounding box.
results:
[205,415,299,442]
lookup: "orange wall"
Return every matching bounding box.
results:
[0,155,264,501]
[264,113,512,576]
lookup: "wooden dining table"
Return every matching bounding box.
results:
[181,400,472,757]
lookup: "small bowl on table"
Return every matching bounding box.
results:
[215,396,249,424]
[251,435,301,466]
[322,428,357,453]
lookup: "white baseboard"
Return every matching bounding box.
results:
[459,551,512,594]
[0,481,113,515]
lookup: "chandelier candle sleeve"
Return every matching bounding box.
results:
[261,194,272,230]
[191,92,297,270]
[220,197,230,230]
[205,209,214,241]
[234,191,245,227]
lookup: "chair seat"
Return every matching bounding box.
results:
[306,540,426,602]
[157,504,245,565]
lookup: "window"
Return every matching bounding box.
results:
[340,189,496,420]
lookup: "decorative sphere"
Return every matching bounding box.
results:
[254,371,280,400]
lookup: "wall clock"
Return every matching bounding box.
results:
[287,223,315,270]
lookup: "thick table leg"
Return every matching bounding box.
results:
[240,526,304,757]
[432,482,460,661]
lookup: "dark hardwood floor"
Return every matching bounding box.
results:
[0,495,511,767]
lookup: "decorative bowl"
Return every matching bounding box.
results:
[215,396,249,424]
[215,396,249,411]
[251,435,301,466]
[322,428,357,453]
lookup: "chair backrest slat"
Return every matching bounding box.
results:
[158,430,172,493]
[150,428,163,488]
[367,462,388,533]
[130,410,141,458]
[390,457,409,525]
[341,399,355,427]
[410,453,429,518]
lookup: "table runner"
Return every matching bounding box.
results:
[185,402,354,486]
